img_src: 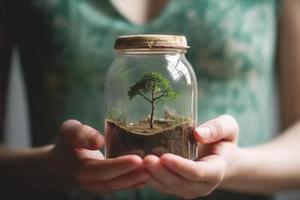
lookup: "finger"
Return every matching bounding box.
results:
[194,115,239,144]
[80,155,143,180]
[145,155,211,198]
[146,177,171,194]
[84,168,149,192]
[107,168,149,190]
[60,119,104,150]
[160,153,223,183]
[147,174,212,200]
[127,182,147,190]
[144,155,191,191]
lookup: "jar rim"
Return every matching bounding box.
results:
[115,48,187,55]
[114,34,190,50]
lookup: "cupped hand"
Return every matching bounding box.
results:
[46,120,149,193]
[144,115,240,199]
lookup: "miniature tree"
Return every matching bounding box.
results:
[128,72,178,129]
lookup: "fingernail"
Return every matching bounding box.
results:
[196,127,211,139]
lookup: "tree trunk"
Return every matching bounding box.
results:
[150,82,156,129]
[150,101,155,129]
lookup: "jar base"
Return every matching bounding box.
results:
[105,119,198,160]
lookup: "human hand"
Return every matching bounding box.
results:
[46,120,149,193]
[144,115,240,199]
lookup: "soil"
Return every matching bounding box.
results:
[105,118,198,159]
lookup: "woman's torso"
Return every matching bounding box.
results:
[7,0,278,199]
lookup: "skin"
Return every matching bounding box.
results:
[143,0,300,198]
[1,0,300,198]
[144,115,240,199]
[0,0,163,195]
[110,0,169,25]
[0,120,149,195]
[144,116,300,199]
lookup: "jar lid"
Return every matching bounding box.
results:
[114,34,190,50]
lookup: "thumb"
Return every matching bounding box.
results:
[59,119,104,150]
[194,115,239,144]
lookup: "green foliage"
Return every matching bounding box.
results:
[128,72,178,128]
[128,72,178,103]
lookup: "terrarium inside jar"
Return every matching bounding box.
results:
[104,35,198,160]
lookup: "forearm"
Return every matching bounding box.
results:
[221,121,300,194]
[0,145,55,193]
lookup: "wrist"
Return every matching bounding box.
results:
[220,147,256,189]
[219,147,262,193]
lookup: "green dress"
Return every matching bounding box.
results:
[2,0,278,199]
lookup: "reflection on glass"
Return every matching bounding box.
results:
[166,55,191,85]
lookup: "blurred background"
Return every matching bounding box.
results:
[0,0,300,200]
[4,49,300,200]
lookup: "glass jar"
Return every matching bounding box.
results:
[104,35,198,160]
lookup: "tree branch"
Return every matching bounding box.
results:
[154,91,168,100]
[137,91,152,103]
[154,90,164,95]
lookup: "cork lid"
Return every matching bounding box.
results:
[114,34,189,50]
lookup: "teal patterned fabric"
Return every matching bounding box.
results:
[8,0,277,199]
